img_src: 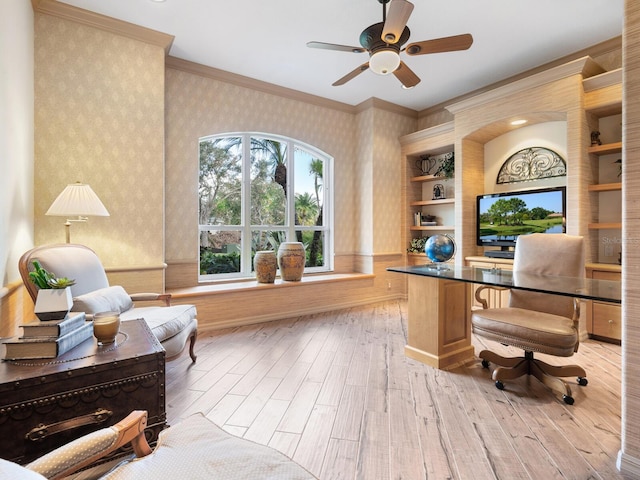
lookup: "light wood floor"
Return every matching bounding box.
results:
[165,300,623,480]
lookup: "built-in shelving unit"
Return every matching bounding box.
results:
[400,122,456,266]
[583,68,623,258]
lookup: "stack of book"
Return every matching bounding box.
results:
[3,312,92,360]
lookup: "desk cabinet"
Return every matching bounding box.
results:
[586,264,621,343]
[404,273,473,369]
[465,257,514,310]
[0,319,166,465]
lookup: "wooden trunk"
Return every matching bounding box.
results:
[0,319,166,465]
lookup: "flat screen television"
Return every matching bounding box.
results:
[476,186,566,259]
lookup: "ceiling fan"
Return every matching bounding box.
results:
[307,0,473,89]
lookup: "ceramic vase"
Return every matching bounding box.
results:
[34,287,73,321]
[277,242,305,281]
[253,250,277,283]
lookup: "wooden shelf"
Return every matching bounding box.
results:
[588,222,622,230]
[410,174,451,183]
[588,142,622,155]
[410,198,455,206]
[410,226,454,231]
[589,182,622,192]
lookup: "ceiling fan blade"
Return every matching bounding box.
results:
[393,61,420,88]
[405,33,473,56]
[307,41,366,53]
[381,0,414,44]
[332,63,370,86]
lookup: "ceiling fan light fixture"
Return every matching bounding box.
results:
[369,49,401,75]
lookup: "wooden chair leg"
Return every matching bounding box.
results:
[530,360,572,399]
[533,358,586,379]
[478,349,524,368]
[188,331,197,363]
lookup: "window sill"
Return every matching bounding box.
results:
[168,272,375,299]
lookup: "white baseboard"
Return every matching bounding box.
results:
[617,450,640,478]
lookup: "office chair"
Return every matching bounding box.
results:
[471,233,587,404]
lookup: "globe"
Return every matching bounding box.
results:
[424,234,456,264]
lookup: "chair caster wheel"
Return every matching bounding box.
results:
[495,380,504,390]
[481,359,490,369]
[577,377,588,386]
[563,395,575,405]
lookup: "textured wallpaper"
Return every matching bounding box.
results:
[166,68,414,262]
[34,13,165,268]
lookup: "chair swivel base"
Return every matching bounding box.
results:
[479,350,587,405]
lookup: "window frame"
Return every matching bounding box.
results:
[198,132,333,282]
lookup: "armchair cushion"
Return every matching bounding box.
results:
[72,286,134,315]
[120,305,197,344]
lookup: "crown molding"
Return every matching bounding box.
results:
[32,0,174,54]
[166,56,359,114]
[420,36,622,119]
[354,98,418,118]
[446,56,605,115]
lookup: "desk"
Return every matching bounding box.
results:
[387,265,621,369]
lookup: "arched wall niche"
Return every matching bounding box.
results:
[445,65,597,262]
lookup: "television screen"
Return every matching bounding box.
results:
[476,186,566,257]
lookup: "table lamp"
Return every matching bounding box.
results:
[46,182,110,243]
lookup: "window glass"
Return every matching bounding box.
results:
[199,133,332,281]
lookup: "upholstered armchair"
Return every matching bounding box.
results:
[19,244,197,362]
[471,233,587,404]
[0,411,316,480]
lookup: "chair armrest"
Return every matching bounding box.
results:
[474,285,510,309]
[27,411,152,480]
[130,293,172,306]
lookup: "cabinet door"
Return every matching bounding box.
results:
[587,269,621,342]
[591,302,621,341]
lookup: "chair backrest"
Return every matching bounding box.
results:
[19,244,110,302]
[509,233,585,318]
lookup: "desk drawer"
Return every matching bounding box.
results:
[592,302,621,341]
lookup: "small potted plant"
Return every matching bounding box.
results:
[29,261,76,321]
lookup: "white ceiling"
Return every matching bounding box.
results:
[59,0,624,112]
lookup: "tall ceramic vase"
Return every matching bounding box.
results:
[253,250,277,283]
[277,242,305,281]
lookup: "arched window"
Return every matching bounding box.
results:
[198,133,333,281]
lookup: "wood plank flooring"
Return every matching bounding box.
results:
[165,300,622,480]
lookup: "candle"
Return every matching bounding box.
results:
[93,311,120,345]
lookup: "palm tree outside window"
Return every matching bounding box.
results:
[198,133,332,281]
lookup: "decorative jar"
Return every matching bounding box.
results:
[253,250,277,283]
[277,242,305,281]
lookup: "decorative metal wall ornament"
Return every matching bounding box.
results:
[496,147,566,184]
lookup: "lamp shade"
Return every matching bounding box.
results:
[369,49,401,75]
[46,183,110,217]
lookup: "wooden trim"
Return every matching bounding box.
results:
[588,182,622,192]
[419,36,621,119]
[445,57,605,114]
[33,0,174,53]
[400,122,454,148]
[169,273,374,298]
[354,98,418,118]
[583,68,623,92]
[165,56,356,114]
[104,264,167,273]
[588,222,623,229]
[588,142,623,155]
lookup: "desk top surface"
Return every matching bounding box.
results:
[388,265,621,304]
